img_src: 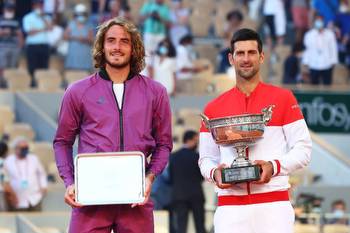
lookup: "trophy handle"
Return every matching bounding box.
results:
[200,113,211,129]
[262,105,274,124]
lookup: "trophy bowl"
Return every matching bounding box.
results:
[201,105,274,184]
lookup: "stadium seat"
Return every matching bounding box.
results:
[294,223,320,233]
[64,70,89,86]
[40,227,62,233]
[0,105,15,137]
[194,44,220,68]
[35,69,63,92]
[323,224,350,233]
[333,64,349,85]
[4,123,35,143]
[31,141,55,173]
[177,108,202,128]
[0,228,12,233]
[212,74,235,94]
[3,68,31,91]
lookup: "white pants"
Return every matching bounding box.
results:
[214,201,295,233]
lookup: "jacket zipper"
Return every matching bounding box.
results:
[111,82,126,151]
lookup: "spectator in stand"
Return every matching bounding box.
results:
[176,34,208,80]
[217,10,243,73]
[22,0,52,87]
[150,38,177,96]
[169,0,190,47]
[263,0,286,48]
[334,0,350,67]
[302,15,338,85]
[90,0,111,29]
[327,199,349,225]
[139,0,170,55]
[283,43,304,84]
[311,0,339,27]
[100,0,131,23]
[15,0,32,28]
[0,2,24,88]
[291,0,310,43]
[4,136,48,211]
[43,0,65,25]
[63,4,93,72]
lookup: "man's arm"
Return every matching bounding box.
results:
[271,91,312,177]
[147,87,172,176]
[53,88,81,188]
[133,87,172,207]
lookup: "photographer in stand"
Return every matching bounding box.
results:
[139,0,170,75]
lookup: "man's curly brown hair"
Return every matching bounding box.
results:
[92,17,145,74]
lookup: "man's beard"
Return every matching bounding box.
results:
[105,57,131,69]
[237,67,259,80]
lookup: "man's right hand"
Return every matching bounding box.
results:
[213,164,234,189]
[65,184,83,208]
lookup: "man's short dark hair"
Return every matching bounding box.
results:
[230,28,263,54]
[183,130,198,143]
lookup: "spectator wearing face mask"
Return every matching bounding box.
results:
[302,15,338,85]
[63,4,94,72]
[4,136,47,211]
[0,2,24,88]
[150,38,177,96]
[22,0,52,87]
[327,199,349,225]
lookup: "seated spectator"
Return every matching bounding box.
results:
[334,0,350,68]
[291,0,309,43]
[0,2,24,88]
[217,10,243,73]
[139,0,170,55]
[4,136,47,211]
[63,4,93,71]
[169,0,190,47]
[327,199,349,225]
[100,0,131,23]
[149,38,177,96]
[176,34,208,80]
[22,0,52,87]
[283,43,304,84]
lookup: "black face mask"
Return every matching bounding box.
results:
[19,147,29,158]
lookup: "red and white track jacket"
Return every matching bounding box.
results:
[199,82,312,205]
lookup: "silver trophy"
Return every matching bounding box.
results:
[200,105,274,184]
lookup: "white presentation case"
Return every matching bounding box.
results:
[74,151,145,205]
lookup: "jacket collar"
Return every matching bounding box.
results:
[98,67,135,82]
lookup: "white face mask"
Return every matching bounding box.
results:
[339,4,349,13]
[34,8,42,15]
[76,15,86,23]
[314,19,324,30]
[4,11,14,19]
[333,209,345,218]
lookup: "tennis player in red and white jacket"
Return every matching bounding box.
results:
[199,29,312,233]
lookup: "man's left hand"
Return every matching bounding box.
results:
[131,172,155,208]
[252,160,273,184]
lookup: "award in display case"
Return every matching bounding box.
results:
[74,151,145,205]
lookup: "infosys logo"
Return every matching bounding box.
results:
[299,97,350,131]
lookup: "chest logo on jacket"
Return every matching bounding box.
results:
[97,96,105,105]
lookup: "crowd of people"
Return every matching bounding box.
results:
[0,0,349,90]
[0,0,350,233]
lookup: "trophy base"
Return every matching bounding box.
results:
[221,164,261,184]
